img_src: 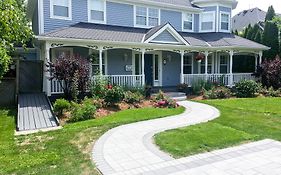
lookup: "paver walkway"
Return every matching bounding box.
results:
[92,101,281,175]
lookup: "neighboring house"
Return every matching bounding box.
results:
[27,0,269,96]
[232,8,266,32]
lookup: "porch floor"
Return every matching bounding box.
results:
[17,93,60,134]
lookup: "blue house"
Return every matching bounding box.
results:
[27,0,269,96]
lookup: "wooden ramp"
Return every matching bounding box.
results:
[17,93,60,133]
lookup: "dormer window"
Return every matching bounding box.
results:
[135,6,159,27]
[88,0,106,23]
[182,13,193,31]
[200,12,215,32]
[220,12,230,32]
[50,0,72,20]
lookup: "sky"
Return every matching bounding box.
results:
[233,0,281,16]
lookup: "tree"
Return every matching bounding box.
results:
[262,21,279,59]
[265,6,276,22]
[48,55,90,100]
[0,0,33,79]
[254,31,262,43]
[243,24,251,38]
[246,25,254,40]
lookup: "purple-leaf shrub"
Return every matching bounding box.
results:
[48,54,90,99]
[258,55,281,89]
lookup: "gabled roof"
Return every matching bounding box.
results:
[39,22,269,50]
[144,23,189,45]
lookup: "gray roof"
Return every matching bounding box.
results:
[41,22,269,50]
[232,8,266,31]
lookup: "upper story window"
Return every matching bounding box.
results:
[200,12,215,32]
[220,12,230,32]
[182,13,193,31]
[88,0,106,23]
[50,0,72,20]
[135,6,160,27]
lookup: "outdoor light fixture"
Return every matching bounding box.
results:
[163,59,167,65]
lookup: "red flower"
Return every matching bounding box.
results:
[107,85,113,89]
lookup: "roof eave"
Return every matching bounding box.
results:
[36,35,269,51]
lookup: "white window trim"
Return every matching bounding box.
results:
[134,5,160,28]
[218,53,229,73]
[89,49,108,75]
[199,11,216,33]
[182,12,194,32]
[219,11,231,33]
[183,54,193,74]
[50,0,72,20]
[87,0,107,24]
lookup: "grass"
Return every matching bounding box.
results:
[0,107,184,175]
[155,97,281,158]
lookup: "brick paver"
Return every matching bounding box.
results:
[92,101,281,175]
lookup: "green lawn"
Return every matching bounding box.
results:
[0,107,184,175]
[155,98,281,158]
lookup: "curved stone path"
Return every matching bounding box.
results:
[92,101,281,175]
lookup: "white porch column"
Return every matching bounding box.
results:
[98,47,103,75]
[180,50,184,84]
[141,49,145,86]
[259,51,263,65]
[255,54,258,71]
[229,50,234,87]
[44,43,51,96]
[204,51,209,75]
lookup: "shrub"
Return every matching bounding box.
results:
[104,86,125,105]
[203,86,232,99]
[69,98,96,122]
[48,55,90,100]
[192,79,214,95]
[266,87,281,97]
[53,99,71,118]
[91,76,109,98]
[153,91,178,108]
[177,83,189,93]
[91,97,106,109]
[257,56,281,89]
[124,91,144,104]
[235,80,259,98]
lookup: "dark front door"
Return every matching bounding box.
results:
[144,54,153,86]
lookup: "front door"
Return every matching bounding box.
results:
[144,54,153,86]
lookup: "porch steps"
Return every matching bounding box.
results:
[16,93,61,135]
[152,92,187,101]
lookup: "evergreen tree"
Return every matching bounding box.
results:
[254,31,262,43]
[262,21,279,59]
[234,30,239,35]
[251,24,261,40]
[243,24,251,38]
[265,6,276,22]
[246,25,254,40]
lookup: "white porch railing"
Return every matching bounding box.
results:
[92,75,144,87]
[51,79,64,94]
[183,73,255,87]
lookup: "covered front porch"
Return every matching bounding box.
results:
[46,45,262,96]
[36,23,268,96]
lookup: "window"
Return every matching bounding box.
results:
[90,51,105,75]
[200,55,212,74]
[135,6,159,27]
[182,13,193,31]
[183,55,192,74]
[52,48,73,61]
[220,12,230,31]
[88,0,105,23]
[50,0,72,20]
[220,55,228,73]
[200,12,215,32]
[134,54,142,75]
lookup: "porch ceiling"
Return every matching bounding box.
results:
[38,22,269,51]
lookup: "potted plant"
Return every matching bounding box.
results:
[195,53,205,63]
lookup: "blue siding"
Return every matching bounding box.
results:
[44,0,88,33]
[107,49,132,75]
[32,7,39,35]
[202,6,217,12]
[73,47,89,58]
[162,51,181,86]
[161,9,182,31]
[152,30,178,42]
[106,2,134,27]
